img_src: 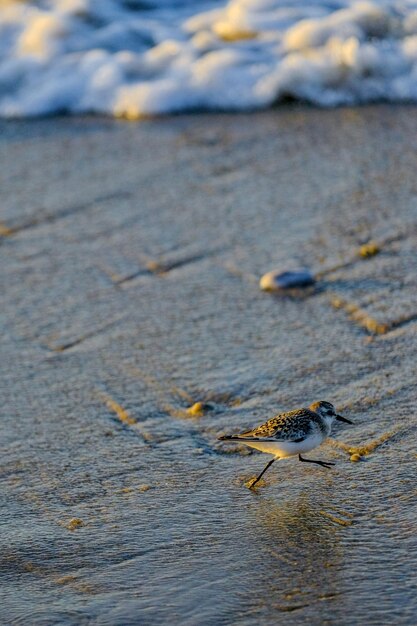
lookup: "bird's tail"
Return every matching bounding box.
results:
[218,434,259,441]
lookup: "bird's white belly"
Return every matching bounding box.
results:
[243,433,324,458]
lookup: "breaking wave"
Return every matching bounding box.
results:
[1,1,417,118]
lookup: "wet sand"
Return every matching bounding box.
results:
[1,106,417,625]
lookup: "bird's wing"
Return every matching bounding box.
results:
[238,408,315,442]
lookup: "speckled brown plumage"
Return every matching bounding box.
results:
[235,408,326,441]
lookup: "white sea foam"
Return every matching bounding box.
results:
[1,1,417,118]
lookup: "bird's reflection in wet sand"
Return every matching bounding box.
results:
[242,491,347,621]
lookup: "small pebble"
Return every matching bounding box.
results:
[259,268,315,291]
[186,401,212,417]
[359,241,380,258]
[67,518,84,530]
[350,453,362,462]
[146,260,164,273]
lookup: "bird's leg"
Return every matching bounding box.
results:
[249,458,276,488]
[299,454,334,469]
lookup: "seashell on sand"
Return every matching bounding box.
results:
[259,268,315,291]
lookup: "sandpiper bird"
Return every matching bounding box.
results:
[219,401,353,487]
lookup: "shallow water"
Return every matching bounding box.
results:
[3,1,417,117]
[1,105,417,624]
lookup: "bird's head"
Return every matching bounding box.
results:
[309,400,353,425]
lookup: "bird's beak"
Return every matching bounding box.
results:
[336,414,353,424]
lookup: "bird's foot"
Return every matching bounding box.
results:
[316,461,335,469]
[299,454,335,469]
[245,476,266,489]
